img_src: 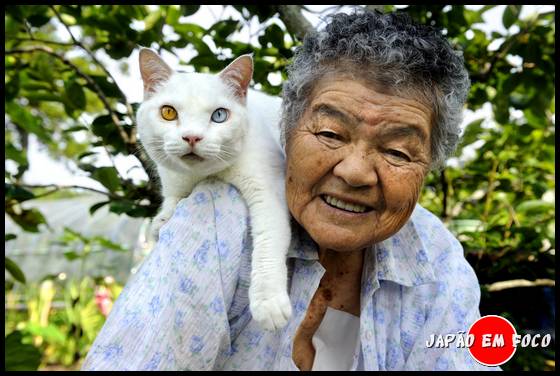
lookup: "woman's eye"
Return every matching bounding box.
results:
[317,131,342,141]
[160,105,177,121]
[387,149,411,162]
[211,108,229,123]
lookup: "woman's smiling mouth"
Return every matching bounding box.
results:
[321,194,373,213]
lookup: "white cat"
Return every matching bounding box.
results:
[136,48,292,331]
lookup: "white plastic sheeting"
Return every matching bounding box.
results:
[5,193,155,284]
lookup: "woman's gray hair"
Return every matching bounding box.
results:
[280,9,471,169]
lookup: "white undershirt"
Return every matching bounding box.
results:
[311,307,362,371]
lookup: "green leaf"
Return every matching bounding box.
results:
[89,75,123,99]
[477,5,497,15]
[503,5,522,29]
[34,53,55,82]
[89,200,110,215]
[5,233,17,242]
[5,144,28,166]
[65,79,86,110]
[26,14,51,27]
[188,54,220,70]
[523,109,548,128]
[94,236,128,252]
[448,219,484,235]
[24,323,66,346]
[144,8,162,30]
[166,5,181,25]
[5,207,48,233]
[5,102,51,143]
[208,19,239,40]
[5,72,20,101]
[463,9,483,25]
[90,114,127,153]
[173,22,205,38]
[91,115,114,136]
[264,24,285,48]
[5,257,26,283]
[516,200,554,215]
[458,118,484,149]
[180,5,200,17]
[92,167,122,192]
[63,251,81,261]
[5,183,35,202]
[21,81,53,91]
[63,125,89,133]
[4,331,41,371]
[109,200,152,217]
[24,92,62,103]
[77,151,96,160]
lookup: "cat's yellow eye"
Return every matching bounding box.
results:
[160,105,177,121]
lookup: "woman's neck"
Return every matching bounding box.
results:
[316,247,365,316]
[318,247,365,278]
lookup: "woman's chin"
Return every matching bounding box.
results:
[306,226,371,253]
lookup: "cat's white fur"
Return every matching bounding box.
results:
[136,48,291,331]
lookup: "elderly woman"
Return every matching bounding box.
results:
[82,10,497,371]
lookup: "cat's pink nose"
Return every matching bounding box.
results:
[182,135,203,146]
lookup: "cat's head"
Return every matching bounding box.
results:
[136,48,253,175]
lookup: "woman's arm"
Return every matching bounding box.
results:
[81,179,250,371]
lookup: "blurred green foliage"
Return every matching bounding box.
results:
[5,229,125,370]
[4,5,555,371]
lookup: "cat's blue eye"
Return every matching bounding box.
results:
[211,108,229,123]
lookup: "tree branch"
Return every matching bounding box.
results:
[12,37,74,46]
[440,169,448,219]
[469,18,538,84]
[274,5,314,41]
[17,184,119,200]
[6,46,130,145]
[49,5,136,126]
[47,6,160,188]
[485,278,555,292]
[7,46,160,192]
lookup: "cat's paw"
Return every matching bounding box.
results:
[151,212,171,241]
[249,290,292,332]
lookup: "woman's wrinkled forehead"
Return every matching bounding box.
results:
[305,71,432,127]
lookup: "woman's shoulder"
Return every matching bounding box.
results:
[410,204,479,286]
[175,177,249,215]
[411,204,463,252]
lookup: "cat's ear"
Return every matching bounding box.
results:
[219,54,253,103]
[139,48,173,100]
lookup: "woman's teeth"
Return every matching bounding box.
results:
[323,195,368,213]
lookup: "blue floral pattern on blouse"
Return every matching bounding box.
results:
[82,179,499,371]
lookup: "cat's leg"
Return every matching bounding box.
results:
[222,170,292,331]
[152,196,182,240]
[152,166,196,240]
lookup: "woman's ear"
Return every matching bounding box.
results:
[219,54,253,104]
[139,48,173,100]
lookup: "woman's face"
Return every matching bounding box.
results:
[285,76,433,252]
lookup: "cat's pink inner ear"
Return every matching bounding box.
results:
[219,55,253,102]
[139,48,173,99]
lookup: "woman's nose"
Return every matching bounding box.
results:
[332,151,378,188]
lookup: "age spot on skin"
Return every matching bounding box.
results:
[322,289,333,301]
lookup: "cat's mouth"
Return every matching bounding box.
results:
[180,152,204,162]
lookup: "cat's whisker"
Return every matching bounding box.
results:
[213,154,229,164]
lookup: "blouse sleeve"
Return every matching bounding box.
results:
[81,179,250,371]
